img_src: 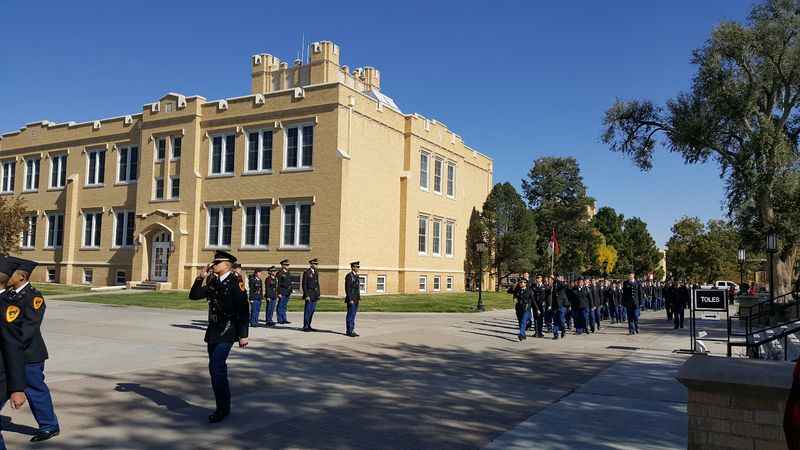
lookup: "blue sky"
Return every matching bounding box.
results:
[0,1,753,246]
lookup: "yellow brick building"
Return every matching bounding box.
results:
[0,41,493,296]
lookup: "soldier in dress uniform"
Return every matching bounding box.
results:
[188,250,250,423]
[551,274,570,339]
[514,278,534,341]
[531,275,546,338]
[0,257,32,447]
[264,266,278,327]
[302,259,321,332]
[345,261,361,337]
[248,268,264,327]
[276,260,293,325]
[3,257,60,442]
[622,271,643,335]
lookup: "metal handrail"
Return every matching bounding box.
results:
[729,321,800,361]
[732,290,800,337]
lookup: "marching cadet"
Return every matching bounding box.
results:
[531,275,546,338]
[551,274,570,339]
[514,278,534,341]
[507,279,525,327]
[345,261,361,337]
[3,257,60,442]
[264,266,278,327]
[589,277,601,332]
[248,268,264,327]
[302,259,321,332]
[276,260,293,325]
[0,257,31,447]
[188,250,250,423]
[622,271,643,335]
[664,280,675,321]
[674,281,690,329]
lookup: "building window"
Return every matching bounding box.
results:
[243,204,270,248]
[445,222,454,257]
[50,154,67,189]
[24,158,40,191]
[21,215,36,248]
[419,152,429,190]
[246,130,273,172]
[447,162,456,197]
[170,177,180,199]
[171,137,182,160]
[433,158,443,194]
[1,160,15,193]
[116,271,127,285]
[86,149,106,186]
[446,275,454,291]
[83,269,93,284]
[433,275,441,291]
[208,206,233,247]
[154,178,165,200]
[114,211,136,247]
[118,146,139,183]
[282,202,311,248]
[47,268,56,283]
[419,275,427,292]
[376,275,386,293]
[46,213,64,248]
[83,211,102,248]
[418,216,428,254]
[284,124,313,169]
[156,138,167,161]
[432,221,441,256]
[210,134,235,175]
[359,275,367,294]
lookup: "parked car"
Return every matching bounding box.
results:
[714,280,739,291]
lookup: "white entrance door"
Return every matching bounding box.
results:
[150,232,170,282]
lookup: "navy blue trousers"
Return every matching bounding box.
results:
[303,300,317,328]
[249,297,261,326]
[25,362,59,432]
[207,342,234,413]
[277,294,290,323]
[265,296,277,324]
[552,307,567,338]
[519,308,532,337]
[627,307,640,334]
[346,303,359,334]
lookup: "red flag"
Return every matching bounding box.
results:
[549,228,560,256]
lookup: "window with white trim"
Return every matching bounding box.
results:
[46,213,64,248]
[50,154,67,188]
[446,162,456,197]
[24,157,40,191]
[171,136,182,160]
[284,124,313,169]
[418,275,427,292]
[156,138,167,161]
[419,152,429,190]
[207,206,233,247]
[418,216,428,254]
[433,157,443,194]
[282,202,311,248]
[154,177,165,200]
[170,177,180,199]
[47,268,56,282]
[432,220,441,256]
[445,222,454,257]
[359,275,367,294]
[210,134,236,175]
[116,271,127,285]
[243,204,270,247]
[246,130,273,172]
[118,146,138,183]
[20,215,36,248]
[376,275,386,293]
[83,211,102,248]
[114,211,136,247]
[446,275,454,290]
[83,268,93,284]
[433,275,441,291]
[1,160,15,193]
[86,149,106,186]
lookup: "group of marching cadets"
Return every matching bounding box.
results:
[0,256,59,447]
[507,270,691,341]
[189,251,363,424]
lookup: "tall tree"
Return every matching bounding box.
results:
[665,216,705,280]
[522,157,596,275]
[666,217,747,283]
[602,0,800,295]
[0,197,26,256]
[464,207,489,289]
[620,217,662,277]
[482,183,538,290]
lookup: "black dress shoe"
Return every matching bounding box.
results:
[302,327,311,332]
[518,335,524,341]
[208,410,229,423]
[30,429,60,442]
[351,332,359,337]
[308,327,317,332]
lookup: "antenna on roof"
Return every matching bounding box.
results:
[301,32,306,64]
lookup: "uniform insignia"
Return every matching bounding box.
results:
[5,305,20,323]
[33,296,44,310]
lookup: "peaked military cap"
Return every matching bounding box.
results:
[309,258,319,265]
[11,257,38,274]
[350,261,360,268]
[212,250,237,264]
[0,257,18,277]
[280,259,290,265]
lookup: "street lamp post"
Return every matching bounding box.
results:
[737,247,746,294]
[766,230,778,304]
[475,241,487,312]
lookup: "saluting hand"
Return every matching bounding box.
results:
[10,392,25,409]
[238,338,249,348]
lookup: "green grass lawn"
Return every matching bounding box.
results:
[33,283,92,297]
[51,290,513,313]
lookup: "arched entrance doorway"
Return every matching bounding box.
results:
[150,231,171,282]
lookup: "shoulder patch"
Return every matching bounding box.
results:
[6,305,20,323]
[33,296,45,310]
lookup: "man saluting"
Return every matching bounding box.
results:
[189,250,250,423]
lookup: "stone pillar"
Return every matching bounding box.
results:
[61,174,80,284]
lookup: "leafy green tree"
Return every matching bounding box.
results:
[620,217,662,277]
[0,197,26,256]
[464,207,489,289]
[665,217,705,280]
[482,183,538,290]
[666,217,747,283]
[602,0,800,295]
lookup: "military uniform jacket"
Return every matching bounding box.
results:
[622,280,643,309]
[0,289,28,396]
[575,287,592,309]
[265,276,278,299]
[590,285,601,307]
[604,288,616,307]
[345,272,361,304]
[2,284,49,363]
[515,288,534,310]
[189,273,250,344]
[277,270,293,297]
[248,275,263,300]
[302,268,321,302]
[553,281,571,309]
[532,284,547,312]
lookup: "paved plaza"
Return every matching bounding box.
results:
[2,300,692,449]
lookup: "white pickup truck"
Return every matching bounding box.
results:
[714,280,739,291]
